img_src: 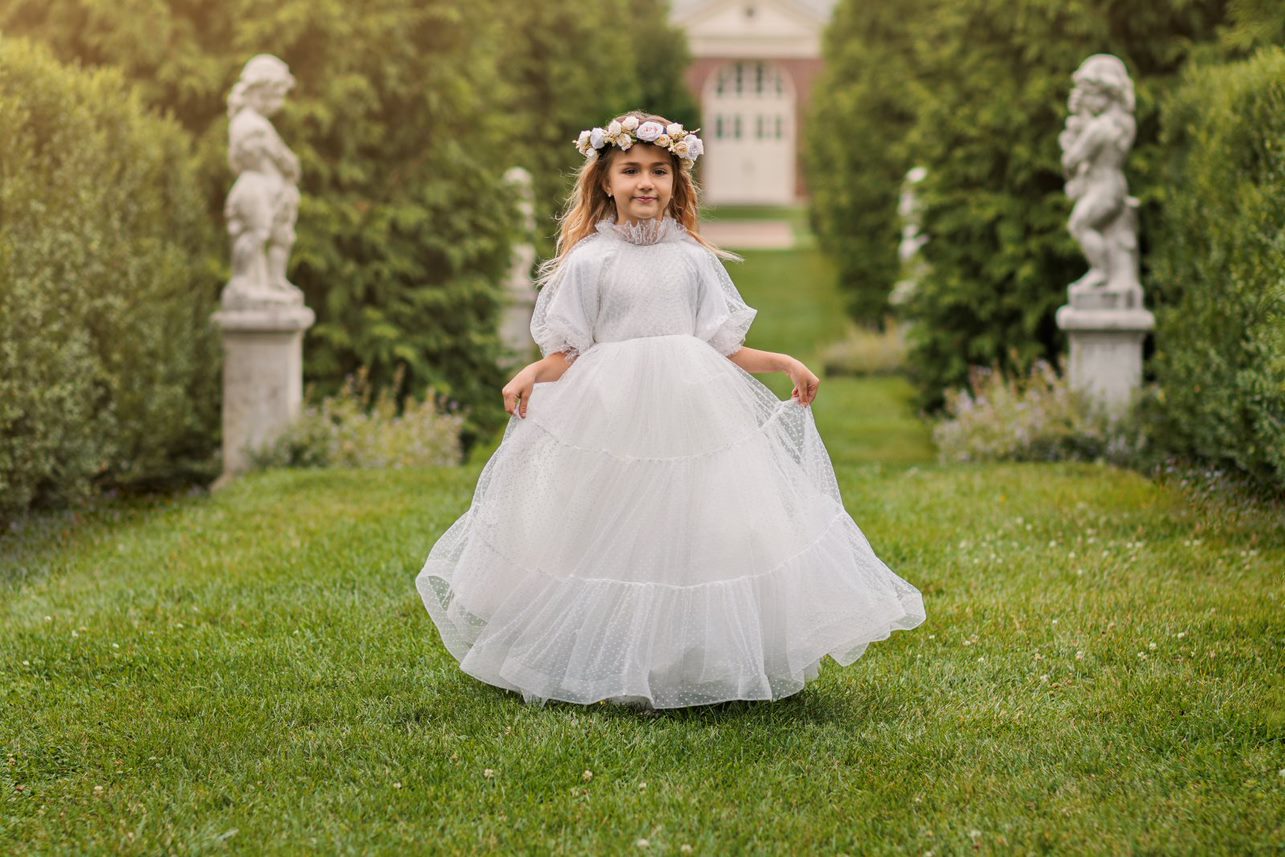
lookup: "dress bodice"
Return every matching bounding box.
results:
[530,216,757,361]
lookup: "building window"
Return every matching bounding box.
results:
[775,114,783,139]
[712,62,788,103]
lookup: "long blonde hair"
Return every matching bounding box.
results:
[536,110,737,288]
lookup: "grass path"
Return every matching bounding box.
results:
[2,245,1281,854]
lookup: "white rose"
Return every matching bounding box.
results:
[655,134,671,148]
[636,122,663,142]
[590,127,605,149]
[687,135,704,158]
[621,115,639,131]
[577,129,591,148]
[607,120,622,135]
[585,147,599,162]
[666,122,683,136]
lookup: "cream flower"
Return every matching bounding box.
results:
[621,115,640,131]
[672,140,690,157]
[607,120,622,135]
[655,134,671,148]
[665,122,682,136]
[636,121,663,142]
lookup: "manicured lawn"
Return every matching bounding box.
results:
[2,247,1280,854]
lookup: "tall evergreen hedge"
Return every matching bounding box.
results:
[0,37,221,521]
[804,0,930,323]
[1148,47,1285,495]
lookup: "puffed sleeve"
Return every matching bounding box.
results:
[530,241,601,363]
[693,247,758,356]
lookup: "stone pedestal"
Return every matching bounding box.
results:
[1055,300,1153,420]
[210,305,315,488]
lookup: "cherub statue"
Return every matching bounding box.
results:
[1059,54,1141,305]
[222,54,303,309]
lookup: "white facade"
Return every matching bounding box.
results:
[671,0,835,206]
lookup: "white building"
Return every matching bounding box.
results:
[670,0,837,205]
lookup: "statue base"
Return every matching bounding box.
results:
[1055,301,1154,421]
[210,303,315,489]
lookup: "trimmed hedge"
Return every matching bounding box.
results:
[0,37,221,522]
[1148,47,1285,495]
[804,0,929,324]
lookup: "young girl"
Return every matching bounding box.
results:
[416,111,926,709]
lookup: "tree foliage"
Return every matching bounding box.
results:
[804,0,929,323]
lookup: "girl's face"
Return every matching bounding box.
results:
[603,144,675,224]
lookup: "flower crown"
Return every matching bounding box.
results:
[575,116,704,164]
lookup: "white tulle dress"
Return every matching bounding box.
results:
[416,215,926,709]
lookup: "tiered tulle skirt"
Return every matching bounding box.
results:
[416,334,926,708]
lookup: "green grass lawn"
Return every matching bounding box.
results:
[2,247,1281,854]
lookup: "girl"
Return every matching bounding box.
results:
[416,111,925,709]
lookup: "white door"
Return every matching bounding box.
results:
[700,61,796,205]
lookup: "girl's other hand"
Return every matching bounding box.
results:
[502,366,538,419]
[786,358,820,406]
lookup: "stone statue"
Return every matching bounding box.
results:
[890,166,929,307]
[211,54,314,488]
[222,54,303,309]
[1054,54,1154,421]
[1059,53,1141,309]
[500,167,539,366]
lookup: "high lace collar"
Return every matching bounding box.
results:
[595,215,686,246]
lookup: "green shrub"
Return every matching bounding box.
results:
[1147,47,1285,496]
[819,319,908,377]
[250,366,464,471]
[933,359,1148,465]
[0,37,221,523]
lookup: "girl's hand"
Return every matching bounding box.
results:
[502,365,538,419]
[785,358,820,406]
